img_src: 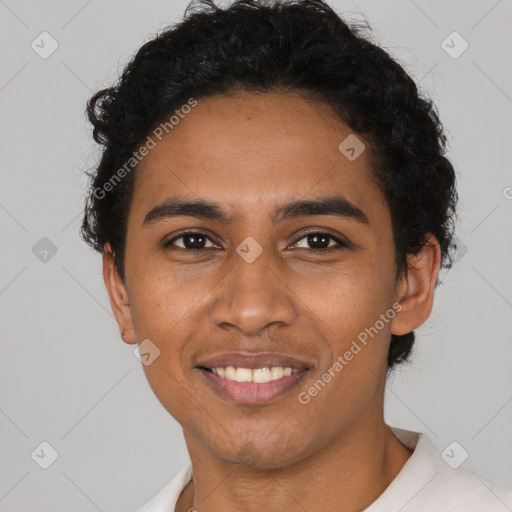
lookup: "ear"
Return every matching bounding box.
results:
[390,234,441,336]
[102,243,137,345]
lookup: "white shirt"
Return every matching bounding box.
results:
[136,425,512,511]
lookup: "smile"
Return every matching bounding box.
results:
[197,366,309,404]
[207,365,299,382]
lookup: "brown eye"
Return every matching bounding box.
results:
[291,231,347,252]
[164,231,217,250]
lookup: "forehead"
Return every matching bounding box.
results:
[131,91,386,224]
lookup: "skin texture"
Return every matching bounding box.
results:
[103,91,441,512]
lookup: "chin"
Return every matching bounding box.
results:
[212,436,311,470]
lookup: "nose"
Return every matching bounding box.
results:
[210,246,296,337]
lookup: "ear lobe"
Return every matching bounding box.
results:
[390,234,441,336]
[102,243,137,344]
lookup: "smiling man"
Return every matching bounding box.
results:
[81,1,512,511]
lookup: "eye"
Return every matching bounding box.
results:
[164,231,218,250]
[290,230,347,252]
[163,230,348,253]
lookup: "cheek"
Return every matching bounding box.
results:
[297,255,394,335]
[129,269,202,417]
[293,262,396,400]
[294,265,393,418]
[126,254,198,337]
[124,283,188,407]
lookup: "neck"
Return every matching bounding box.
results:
[175,414,412,512]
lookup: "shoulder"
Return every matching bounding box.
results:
[371,426,512,512]
[430,465,512,511]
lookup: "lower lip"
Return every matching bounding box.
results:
[197,368,309,405]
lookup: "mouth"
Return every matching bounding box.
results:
[194,352,312,405]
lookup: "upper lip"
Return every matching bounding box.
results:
[195,351,312,371]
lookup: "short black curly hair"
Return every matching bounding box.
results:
[81,0,458,372]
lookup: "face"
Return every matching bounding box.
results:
[104,91,437,469]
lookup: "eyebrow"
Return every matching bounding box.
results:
[142,195,369,227]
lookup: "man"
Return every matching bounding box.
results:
[81,0,512,510]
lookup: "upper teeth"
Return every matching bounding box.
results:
[211,366,299,383]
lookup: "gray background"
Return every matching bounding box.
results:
[0,0,511,510]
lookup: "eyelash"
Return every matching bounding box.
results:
[163,230,348,254]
